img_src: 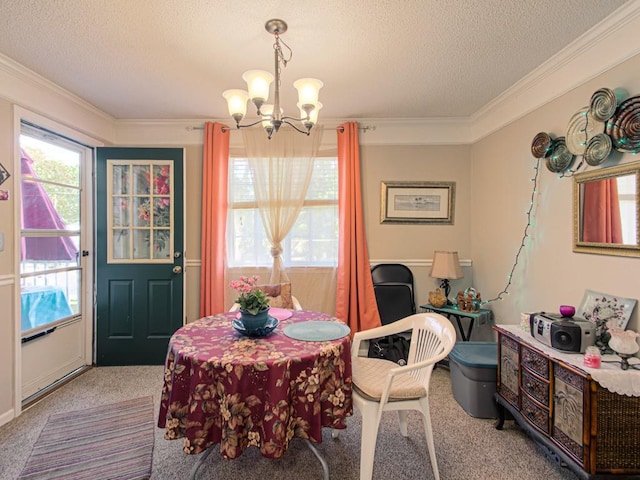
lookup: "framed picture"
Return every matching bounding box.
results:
[577,289,637,353]
[0,162,9,186]
[380,181,455,224]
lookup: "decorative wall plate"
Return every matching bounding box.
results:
[566,107,605,156]
[605,95,640,153]
[589,87,618,122]
[584,133,612,166]
[545,137,575,173]
[531,132,552,158]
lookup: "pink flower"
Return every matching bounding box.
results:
[229,275,269,315]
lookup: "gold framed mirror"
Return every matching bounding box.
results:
[574,161,640,257]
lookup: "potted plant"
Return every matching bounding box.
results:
[230,275,270,330]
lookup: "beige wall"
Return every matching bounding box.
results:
[0,98,14,273]
[0,98,15,420]
[471,52,640,333]
[182,144,203,324]
[360,144,475,309]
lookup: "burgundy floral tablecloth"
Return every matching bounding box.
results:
[158,310,353,459]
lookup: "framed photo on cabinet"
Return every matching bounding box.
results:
[380,181,455,224]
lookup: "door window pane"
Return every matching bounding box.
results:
[133,230,151,259]
[153,229,171,259]
[107,160,173,263]
[134,197,151,227]
[113,229,130,259]
[112,164,129,194]
[20,130,83,333]
[21,270,80,331]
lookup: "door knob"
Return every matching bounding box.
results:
[172,266,182,274]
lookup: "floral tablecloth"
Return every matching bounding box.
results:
[158,310,353,459]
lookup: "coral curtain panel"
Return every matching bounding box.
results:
[335,122,381,333]
[582,178,623,243]
[200,122,230,317]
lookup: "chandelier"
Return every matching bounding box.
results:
[222,19,323,139]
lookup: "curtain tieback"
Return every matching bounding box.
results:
[270,246,283,257]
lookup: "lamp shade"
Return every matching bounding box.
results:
[298,101,322,125]
[243,70,274,102]
[222,89,249,118]
[293,78,323,107]
[430,251,463,280]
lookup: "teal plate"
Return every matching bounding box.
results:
[283,321,350,341]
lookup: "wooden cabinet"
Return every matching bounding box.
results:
[495,326,640,479]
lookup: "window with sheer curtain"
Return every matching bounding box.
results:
[227,156,338,267]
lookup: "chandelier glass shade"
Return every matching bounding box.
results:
[222,19,323,139]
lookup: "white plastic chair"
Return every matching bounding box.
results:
[347,312,456,480]
[229,295,302,311]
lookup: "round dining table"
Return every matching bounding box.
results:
[158,309,353,478]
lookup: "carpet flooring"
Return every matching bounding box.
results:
[0,366,579,480]
[16,396,154,480]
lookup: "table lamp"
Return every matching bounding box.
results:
[429,251,463,305]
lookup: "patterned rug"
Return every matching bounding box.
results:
[17,396,154,480]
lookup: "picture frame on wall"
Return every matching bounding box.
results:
[0,162,10,186]
[380,181,455,224]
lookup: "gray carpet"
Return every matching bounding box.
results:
[0,366,578,480]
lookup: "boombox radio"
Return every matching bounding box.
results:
[529,313,596,353]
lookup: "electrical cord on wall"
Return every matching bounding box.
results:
[483,156,541,304]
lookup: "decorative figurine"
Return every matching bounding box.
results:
[607,323,640,370]
[428,288,447,308]
[457,288,481,312]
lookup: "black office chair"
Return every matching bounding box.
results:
[371,263,416,325]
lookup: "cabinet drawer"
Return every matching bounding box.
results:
[521,393,549,434]
[521,368,549,407]
[498,334,519,408]
[521,345,549,380]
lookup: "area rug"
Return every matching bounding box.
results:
[18,396,154,480]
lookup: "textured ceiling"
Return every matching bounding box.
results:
[0,0,629,121]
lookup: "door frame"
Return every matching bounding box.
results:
[12,107,101,416]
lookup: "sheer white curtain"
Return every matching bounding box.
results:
[242,126,323,283]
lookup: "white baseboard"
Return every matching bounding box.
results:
[0,408,15,428]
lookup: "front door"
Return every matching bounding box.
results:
[96,147,184,365]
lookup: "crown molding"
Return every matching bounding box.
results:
[470,1,640,142]
[114,117,471,147]
[0,53,115,143]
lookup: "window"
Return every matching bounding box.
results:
[20,125,85,333]
[227,157,338,267]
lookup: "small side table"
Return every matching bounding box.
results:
[419,304,492,341]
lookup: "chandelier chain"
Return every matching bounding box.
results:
[273,32,293,67]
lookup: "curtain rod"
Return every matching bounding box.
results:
[185,124,376,133]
